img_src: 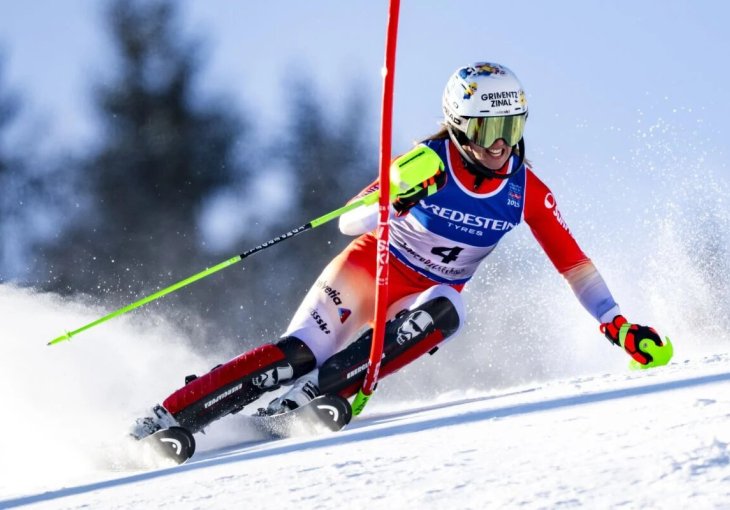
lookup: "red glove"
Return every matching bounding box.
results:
[600,315,672,368]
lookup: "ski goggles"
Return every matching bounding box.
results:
[464,113,527,148]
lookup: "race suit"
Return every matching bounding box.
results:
[283,137,620,364]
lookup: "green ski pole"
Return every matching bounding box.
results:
[48,196,371,346]
[48,145,443,346]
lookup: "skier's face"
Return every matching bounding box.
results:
[465,139,512,171]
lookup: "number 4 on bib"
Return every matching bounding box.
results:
[431,246,463,264]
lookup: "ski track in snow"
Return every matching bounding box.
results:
[3,353,730,509]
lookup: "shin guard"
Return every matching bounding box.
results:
[163,337,315,433]
[319,296,460,398]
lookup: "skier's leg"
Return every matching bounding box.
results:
[132,336,316,437]
[256,237,380,415]
[318,284,464,398]
[134,235,380,434]
[281,235,379,365]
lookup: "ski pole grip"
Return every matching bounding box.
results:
[389,145,444,197]
[357,146,444,207]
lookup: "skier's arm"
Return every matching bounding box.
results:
[338,180,380,236]
[523,169,620,323]
[339,145,447,236]
[523,169,672,367]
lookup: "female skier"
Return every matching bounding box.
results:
[132,62,673,438]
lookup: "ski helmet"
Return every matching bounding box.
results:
[442,62,528,179]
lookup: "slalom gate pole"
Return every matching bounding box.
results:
[352,0,401,416]
[48,194,378,346]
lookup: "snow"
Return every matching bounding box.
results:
[1,281,729,509]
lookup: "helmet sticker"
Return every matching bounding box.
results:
[457,64,504,100]
[519,90,527,108]
[473,63,504,76]
[463,81,478,100]
[460,63,505,79]
[443,62,528,132]
[454,62,507,101]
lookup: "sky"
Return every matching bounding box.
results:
[1,0,729,161]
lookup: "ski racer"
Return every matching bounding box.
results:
[132,62,673,438]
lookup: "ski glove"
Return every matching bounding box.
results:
[392,167,447,217]
[600,315,673,369]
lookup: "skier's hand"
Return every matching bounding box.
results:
[392,168,446,217]
[600,315,673,369]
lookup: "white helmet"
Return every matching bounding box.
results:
[442,62,527,147]
[442,62,528,178]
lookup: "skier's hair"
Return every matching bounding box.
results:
[418,123,449,144]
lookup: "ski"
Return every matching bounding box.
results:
[138,394,350,465]
[249,394,353,439]
[139,425,196,465]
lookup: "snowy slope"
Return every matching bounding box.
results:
[3,348,730,509]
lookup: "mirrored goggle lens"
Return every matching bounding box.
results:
[465,114,526,148]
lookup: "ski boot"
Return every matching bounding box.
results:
[259,369,321,416]
[130,404,179,440]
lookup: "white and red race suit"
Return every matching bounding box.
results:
[283,137,620,364]
[160,137,622,426]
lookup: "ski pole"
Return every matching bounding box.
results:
[48,146,442,346]
[47,196,372,346]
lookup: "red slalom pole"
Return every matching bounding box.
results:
[353,0,401,415]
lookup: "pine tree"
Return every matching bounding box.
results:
[0,55,22,279]
[46,0,247,302]
[0,54,87,284]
